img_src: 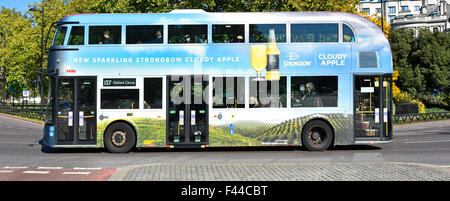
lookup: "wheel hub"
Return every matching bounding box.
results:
[311,132,321,140]
[309,128,325,145]
[112,130,127,147]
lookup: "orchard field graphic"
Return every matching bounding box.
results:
[95,113,353,148]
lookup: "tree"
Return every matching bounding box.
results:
[0,7,39,99]
[389,28,450,96]
[88,0,360,13]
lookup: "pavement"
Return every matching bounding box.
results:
[1,112,449,181]
[108,120,450,181]
[108,162,450,181]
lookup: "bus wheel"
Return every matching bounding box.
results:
[301,120,333,151]
[104,122,136,153]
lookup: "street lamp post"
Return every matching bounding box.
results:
[380,0,385,32]
[29,0,45,112]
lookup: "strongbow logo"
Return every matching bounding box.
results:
[283,51,311,67]
[287,52,300,61]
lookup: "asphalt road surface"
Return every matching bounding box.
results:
[0,113,449,181]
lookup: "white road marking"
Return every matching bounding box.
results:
[37,167,63,169]
[0,170,14,173]
[73,167,102,170]
[404,139,450,144]
[23,171,50,174]
[0,141,37,144]
[63,172,91,175]
[3,166,27,169]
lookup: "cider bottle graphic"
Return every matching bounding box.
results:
[266,29,280,80]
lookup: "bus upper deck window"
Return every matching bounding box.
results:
[68,26,85,45]
[212,24,245,43]
[89,26,121,45]
[126,25,163,44]
[291,24,338,43]
[343,24,355,43]
[53,26,67,46]
[168,25,207,44]
[249,24,286,43]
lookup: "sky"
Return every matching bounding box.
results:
[0,0,40,13]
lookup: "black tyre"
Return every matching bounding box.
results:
[301,120,333,151]
[104,122,136,153]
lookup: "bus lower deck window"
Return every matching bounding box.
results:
[249,77,287,108]
[291,76,338,107]
[212,77,245,108]
[101,89,139,109]
[144,78,163,109]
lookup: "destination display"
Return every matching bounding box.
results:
[103,78,136,87]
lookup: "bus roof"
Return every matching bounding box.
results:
[59,11,385,40]
[60,11,370,26]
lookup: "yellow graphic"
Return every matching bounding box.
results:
[250,45,267,80]
[250,29,280,81]
[266,29,280,80]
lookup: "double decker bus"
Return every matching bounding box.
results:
[42,10,393,153]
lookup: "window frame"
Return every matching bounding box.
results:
[52,25,68,46]
[211,24,246,44]
[67,25,86,46]
[290,23,340,44]
[143,76,165,110]
[100,88,140,110]
[87,25,123,46]
[248,23,287,44]
[290,75,339,108]
[211,76,246,109]
[125,24,164,45]
[342,23,357,43]
[248,76,288,109]
[167,24,209,45]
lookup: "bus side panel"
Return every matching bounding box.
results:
[208,111,354,147]
[97,116,167,148]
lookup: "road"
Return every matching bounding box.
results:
[0,113,449,181]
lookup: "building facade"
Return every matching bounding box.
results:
[358,0,449,34]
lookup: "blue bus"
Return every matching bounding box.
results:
[42,10,393,153]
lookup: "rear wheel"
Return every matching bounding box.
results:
[301,120,333,151]
[104,122,136,153]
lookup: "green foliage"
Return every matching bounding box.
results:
[418,93,449,109]
[389,28,450,97]
[393,91,427,113]
[394,91,413,103]
[410,99,426,113]
[88,0,360,13]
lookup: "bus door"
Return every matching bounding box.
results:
[354,75,392,140]
[167,75,209,146]
[56,77,97,145]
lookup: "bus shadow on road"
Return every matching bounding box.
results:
[39,140,381,153]
[134,145,382,153]
[331,145,382,151]
[40,145,381,153]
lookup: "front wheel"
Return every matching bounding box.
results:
[301,120,333,151]
[104,122,136,153]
